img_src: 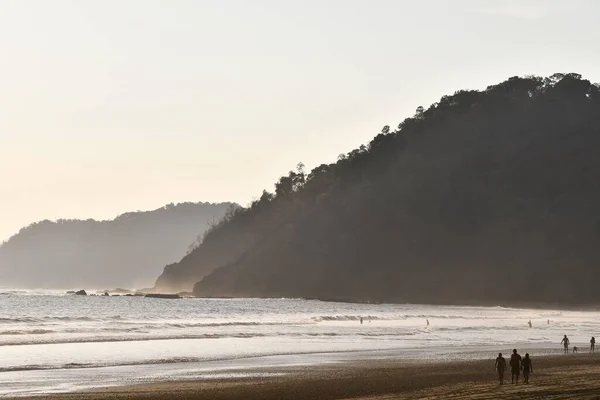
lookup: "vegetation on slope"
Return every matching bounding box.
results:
[0,202,234,289]
[158,73,600,305]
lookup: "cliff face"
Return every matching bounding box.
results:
[167,74,600,304]
[0,202,234,289]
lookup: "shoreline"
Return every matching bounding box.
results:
[6,288,600,312]
[173,295,600,312]
[8,352,600,399]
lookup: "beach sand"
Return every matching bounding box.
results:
[13,352,600,399]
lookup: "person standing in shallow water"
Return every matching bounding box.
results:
[510,349,522,384]
[522,353,533,384]
[561,335,570,353]
[494,353,507,385]
[591,337,595,353]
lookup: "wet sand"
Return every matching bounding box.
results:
[14,353,600,399]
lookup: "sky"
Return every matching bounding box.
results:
[0,0,599,241]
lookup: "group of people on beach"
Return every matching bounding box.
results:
[495,349,532,385]
[494,335,597,385]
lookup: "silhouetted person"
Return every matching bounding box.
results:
[510,349,522,384]
[547,319,550,325]
[522,353,533,384]
[495,352,507,385]
[591,337,595,353]
[528,319,532,328]
[426,319,429,327]
[561,335,570,353]
[360,317,363,325]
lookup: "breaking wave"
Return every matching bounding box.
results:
[0,329,55,335]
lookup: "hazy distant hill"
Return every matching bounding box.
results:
[155,73,600,305]
[0,202,234,289]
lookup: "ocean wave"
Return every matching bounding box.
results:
[0,332,274,347]
[310,314,497,322]
[0,314,494,326]
[0,363,95,373]
[163,321,268,328]
[0,329,55,335]
[46,316,94,322]
[0,347,383,373]
[0,355,257,373]
[0,316,119,324]
[0,317,39,323]
[0,328,429,347]
[111,321,286,329]
[305,332,339,336]
[357,331,418,337]
[311,315,388,322]
[411,314,497,320]
[432,325,528,332]
[99,327,146,333]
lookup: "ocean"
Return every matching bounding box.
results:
[0,289,598,396]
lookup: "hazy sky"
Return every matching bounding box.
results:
[1,0,599,241]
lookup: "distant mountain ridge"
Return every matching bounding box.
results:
[0,202,234,289]
[154,73,600,305]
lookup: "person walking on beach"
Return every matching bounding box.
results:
[561,335,570,353]
[528,319,532,328]
[426,319,429,327]
[522,353,533,384]
[510,349,522,384]
[591,337,595,353]
[495,353,507,385]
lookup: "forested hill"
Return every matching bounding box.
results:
[0,202,234,289]
[155,73,600,305]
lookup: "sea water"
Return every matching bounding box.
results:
[1,289,598,396]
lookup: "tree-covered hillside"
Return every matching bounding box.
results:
[155,73,600,305]
[0,202,234,289]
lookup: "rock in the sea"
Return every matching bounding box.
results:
[144,293,180,299]
[103,292,110,296]
[75,290,87,296]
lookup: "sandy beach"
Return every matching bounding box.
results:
[12,352,600,400]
